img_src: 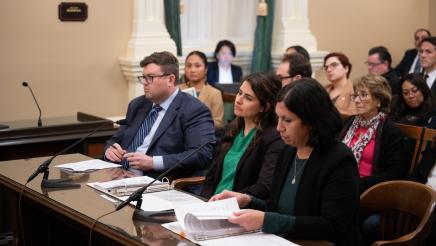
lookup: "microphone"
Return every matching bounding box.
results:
[115,139,215,211]
[22,81,42,127]
[27,118,127,188]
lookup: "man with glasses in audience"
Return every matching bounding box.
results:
[366,46,401,95]
[104,51,216,180]
[419,36,436,97]
[276,52,312,87]
[396,28,431,77]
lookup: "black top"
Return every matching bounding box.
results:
[201,127,286,199]
[383,69,401,95]
[265,142,363,245]
[206,61,243,85]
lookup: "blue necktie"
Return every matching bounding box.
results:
[414,56,422,73]
[121,104,163,169]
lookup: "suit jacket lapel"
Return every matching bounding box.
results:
[430,79,436,95]
[148,91,182,151]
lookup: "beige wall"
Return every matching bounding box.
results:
[1,0,434,122]
[430,0,436,35]
[309,0,430,84]
[0,0,132,122]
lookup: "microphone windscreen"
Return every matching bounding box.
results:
[22,81,28,87]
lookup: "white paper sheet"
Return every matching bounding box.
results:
[55,159,121,172]
[162,221,299,246]
[94,188,204,211]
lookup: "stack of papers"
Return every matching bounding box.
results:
[90,176,170,196]
[55,159,121,172]
[170,198,246,240]
[163,198,300,245]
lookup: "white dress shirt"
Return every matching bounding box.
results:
[425,69,436,89]
[218,65,233,84]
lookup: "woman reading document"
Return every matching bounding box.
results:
[211,79,363,245]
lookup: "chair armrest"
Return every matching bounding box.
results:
[171,176,206,189]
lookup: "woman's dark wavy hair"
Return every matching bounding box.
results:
[392,73,435,119]
[277,78,343,147]
[224,72,282,145]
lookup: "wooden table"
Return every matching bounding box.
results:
[0,112,118,161]
[0,154,333,246]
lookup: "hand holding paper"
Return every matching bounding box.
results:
[228,209,265,231]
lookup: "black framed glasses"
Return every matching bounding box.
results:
[364,61,383,67]
[278,75,292,81]
[137,74,170,85]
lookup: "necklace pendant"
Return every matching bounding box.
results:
[291,177,296,184]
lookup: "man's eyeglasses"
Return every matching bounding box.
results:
[402,87,420,97]
[323,62,341,71]
[364,61,383,67]
[351,92,370,101]
[278,75,292,81]
[137,74,170,85]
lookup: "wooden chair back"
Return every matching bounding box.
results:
[422,127,436,150]
[395,123,425,173]
[360,180,436,246]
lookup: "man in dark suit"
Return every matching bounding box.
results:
[395,28,431,77]
[420,37,436,97]
[104,51,216,178]
[366,46,401,95]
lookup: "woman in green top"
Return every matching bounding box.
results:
[211,79,362,245]
[200,72,285,200]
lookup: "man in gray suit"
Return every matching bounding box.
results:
[105,51,216,178]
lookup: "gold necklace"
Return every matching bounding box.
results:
[292,156,308,184]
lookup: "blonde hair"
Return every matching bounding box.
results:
[353,74,392,113]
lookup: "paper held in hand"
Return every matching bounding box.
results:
[55,159,121,173]
[163,197,299,245]
[171,198,250,240]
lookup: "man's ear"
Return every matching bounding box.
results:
[292,74,302,81]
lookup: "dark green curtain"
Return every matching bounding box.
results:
[251,0,275,72]
[164,0,182,56]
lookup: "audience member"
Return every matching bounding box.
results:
[201,72,285,199]
[341,74,407,193]
[179,51,224,128]
[276,53,312,87]
[104,51,216,178]
[211,78,362,245]
[419,36,436,97]
[207,40,243,84]
[285,45,310,62]
[396,28,431,77]
[366,46,401,95]
[391,73,436,128]
[323,52,356,119]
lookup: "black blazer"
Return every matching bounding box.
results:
[104,91,216,178]
[201,127,286,199]
[395,49,418,77]
[267,143,362,245]
[341,117,408,193]
[431,77,436,98]
[206,61,243,85]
